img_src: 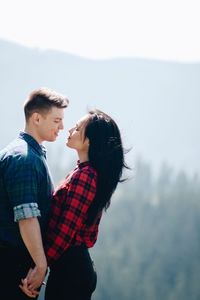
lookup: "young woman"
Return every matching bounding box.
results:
[44,109,128,300]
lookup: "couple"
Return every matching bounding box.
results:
[0,88,127,300]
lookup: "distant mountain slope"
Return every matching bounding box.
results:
[0,39,199,176]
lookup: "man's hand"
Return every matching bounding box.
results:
[19,277,39,298]
[19,265,47,297]
[26,264,47,291]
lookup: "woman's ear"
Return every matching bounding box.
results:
[84,137,90,147]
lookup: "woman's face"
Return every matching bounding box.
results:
[66,114,90,152]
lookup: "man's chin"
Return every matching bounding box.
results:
[47,137,57,142]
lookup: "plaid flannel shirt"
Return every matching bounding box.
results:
[45,161,102,265]
[0,131,54,247]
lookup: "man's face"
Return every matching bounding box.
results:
[37,107,65,143]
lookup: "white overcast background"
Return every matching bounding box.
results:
[0,0,200,61]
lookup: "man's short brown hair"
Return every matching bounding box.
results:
[24,87,69,121]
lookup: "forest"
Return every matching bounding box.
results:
[91,158,200,300]
[39,157,200,300]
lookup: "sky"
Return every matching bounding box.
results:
[0,0,200,61]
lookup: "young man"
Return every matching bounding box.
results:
[0,88,69,299]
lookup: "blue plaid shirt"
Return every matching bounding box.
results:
[0,132,54,248]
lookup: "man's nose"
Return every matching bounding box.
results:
[59,120,64,130]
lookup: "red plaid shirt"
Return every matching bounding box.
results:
[45,161,102,265]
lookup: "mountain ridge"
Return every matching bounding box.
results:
[0,38,199,176]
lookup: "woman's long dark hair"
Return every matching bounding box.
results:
[84,109,128,225]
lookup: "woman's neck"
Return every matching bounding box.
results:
[78,151,89,163]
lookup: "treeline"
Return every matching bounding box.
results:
[90,159,200,300]
[40,156,200,300]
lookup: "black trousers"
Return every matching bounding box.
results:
[0,245,37,300]
[45,245,97,300]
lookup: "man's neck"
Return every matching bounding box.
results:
[24,126,43,144]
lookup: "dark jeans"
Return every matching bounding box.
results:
[45,245,97,300]
[0,245,37,300]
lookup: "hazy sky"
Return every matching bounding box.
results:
[0,0,200,61]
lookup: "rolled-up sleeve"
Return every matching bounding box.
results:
[14,202,41,222]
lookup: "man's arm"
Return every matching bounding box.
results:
[19,217,47,290]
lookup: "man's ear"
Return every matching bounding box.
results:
[32,112,41,125]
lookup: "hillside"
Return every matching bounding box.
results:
[0,39,200,177]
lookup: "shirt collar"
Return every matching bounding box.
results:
[77,160,90,169]
[19,131,47,157]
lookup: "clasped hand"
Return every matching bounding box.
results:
[19,266,47,298]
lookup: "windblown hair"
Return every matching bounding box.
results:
[84,109,129,225]
[24,87,69,121]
